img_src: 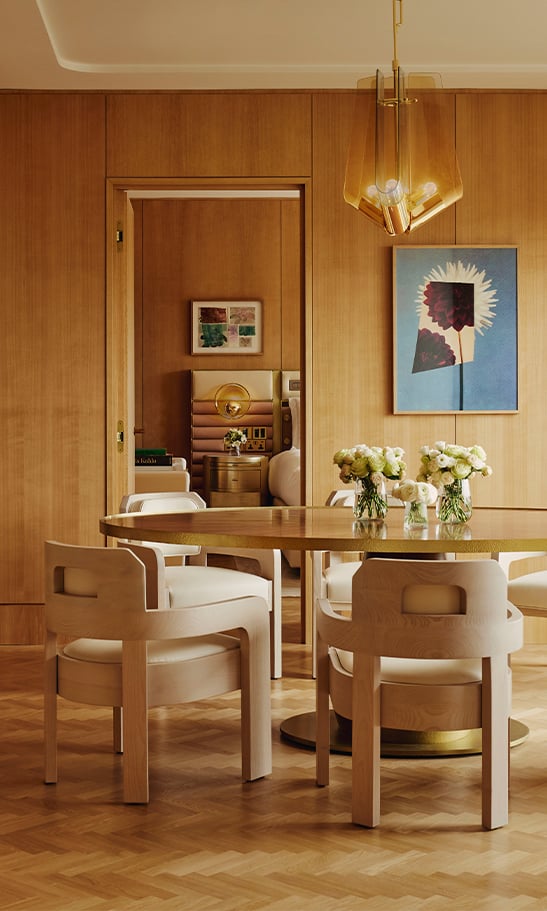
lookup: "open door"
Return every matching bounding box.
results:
[106,184,135,517]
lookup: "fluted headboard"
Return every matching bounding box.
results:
[190,370,282,493]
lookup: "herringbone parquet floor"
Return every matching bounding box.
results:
[3,578,547,910]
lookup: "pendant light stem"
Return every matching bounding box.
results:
[392,0,402,75]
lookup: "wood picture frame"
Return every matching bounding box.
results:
[191,300,262,354]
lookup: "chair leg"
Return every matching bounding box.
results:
[270,583,282,680]
[315,635,331,786]
[44,632,58,784]
[113,706,123,754]
[481,655,509,829]
[352,654,381,827]
[121,641,149,804]
[238,617,272,782]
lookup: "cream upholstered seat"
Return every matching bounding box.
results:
[316,557,523,829]
[321,490,405,610]
[119,491,282,678]
[320,490,362,610]
[44,541,272,803]
[120,490,206,562]
[495,551,547,620]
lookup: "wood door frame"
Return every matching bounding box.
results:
[106,176,312,518]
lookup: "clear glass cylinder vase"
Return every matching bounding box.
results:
[404,499,429,529]
[435,478,472,524]
[353,476,388,521]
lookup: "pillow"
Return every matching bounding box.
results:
[289,396,300,449]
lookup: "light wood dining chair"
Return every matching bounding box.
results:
[316,557,523,829]
[320,490,406,612]
[119,491,283,678]
[44,541,272,803]
[494,551,547,621]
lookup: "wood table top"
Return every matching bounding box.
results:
[100,505,547,555]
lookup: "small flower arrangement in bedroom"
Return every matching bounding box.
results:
[224,427,247,456]
[333,445,406,520]
[391,479,438,529]
[417,441,492,524]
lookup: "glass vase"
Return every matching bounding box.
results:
[436,478,472,524]
[353,477,388,521]
[404,499,429,529]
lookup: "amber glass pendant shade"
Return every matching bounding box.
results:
[344,68,463,236]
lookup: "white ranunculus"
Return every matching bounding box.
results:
[417,481,438,505]
[392,480,419,502]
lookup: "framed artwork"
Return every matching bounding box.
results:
[191,300,262,354]
[393,246,518,413]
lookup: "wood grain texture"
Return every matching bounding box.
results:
[137,197,298,458]
[455,93,547,510]
[106,92,312,177]
[310,93,458,507]
[0,94,106,609]
[2,591,547,909]
[4,87,547,652]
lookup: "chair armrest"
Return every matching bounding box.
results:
[117,542,169,610]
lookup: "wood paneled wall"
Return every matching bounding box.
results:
[134,197,301,459]
[1,88,547,644]
[311,91,547,509]
[0,94,106,642]
[106,93,312,176]
[311,93,460,506]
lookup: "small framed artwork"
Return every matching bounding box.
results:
[393,246,518,413]
[191,300,262,355]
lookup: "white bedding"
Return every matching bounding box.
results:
[268,446,300,505]
[268,396,301,505]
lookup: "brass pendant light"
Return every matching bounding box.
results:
[344,0,463,235]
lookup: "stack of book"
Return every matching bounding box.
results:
[135,448,173,467]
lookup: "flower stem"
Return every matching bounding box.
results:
[354,477,388,520]
[437,479,472,524]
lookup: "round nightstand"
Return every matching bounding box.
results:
[203,453,270,507]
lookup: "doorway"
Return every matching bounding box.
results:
[106,178,311,517]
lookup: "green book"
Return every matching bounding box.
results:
[135,448,167,456]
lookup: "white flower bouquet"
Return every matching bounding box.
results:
[333,445,406,520]
[418,441,492,524]
[333,445,406,484]
[224,428,247,450]
[392,479,438,528]
[417,441,492,486]
[392,479,438,505]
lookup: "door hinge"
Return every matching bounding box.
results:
[116,420,125,452]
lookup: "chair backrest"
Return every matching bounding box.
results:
[120,491,206,514]
[351,557,521,660]
[325,489,402,508]
[45,541,153,640]
[119,491,206,557]
[494,550,547,577]
[325,489,355,508]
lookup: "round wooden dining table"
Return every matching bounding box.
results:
[100,503,547,655]
[100,504,547,757]
[100,503,547,555]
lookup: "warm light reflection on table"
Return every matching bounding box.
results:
[101,504,547,556]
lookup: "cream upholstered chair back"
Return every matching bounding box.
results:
[316,557,523,830]
[44,541,272,803]
[120,490,206,559]
[118,489,282,679]
[494,551,547,620]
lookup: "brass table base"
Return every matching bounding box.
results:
[280,711,529,758]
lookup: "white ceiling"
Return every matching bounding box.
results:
[1,0,547,91]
